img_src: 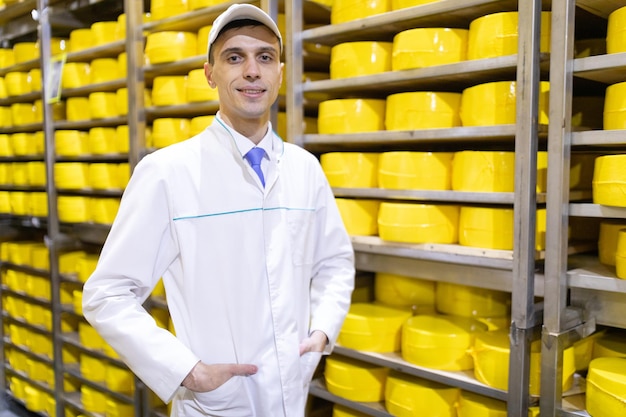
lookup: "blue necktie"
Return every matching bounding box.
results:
[245,147,266,187]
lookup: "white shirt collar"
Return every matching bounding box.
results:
[215,112,274,161]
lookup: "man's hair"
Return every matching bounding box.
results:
[208,19,278,64]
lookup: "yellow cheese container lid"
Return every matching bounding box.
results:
[0,191,10,213]
[152,118,191,148]
[335,198,380,236]
[62,62,91,89]
[89,92,118,119]
[66,97,91,122]
[385,371,459,417]
[330,41,392,79]
[452,151,515,192]
[374,272,435,311]
[386,91,462,130]
[78,322,106,350]
[187,68,219,102]
[324,355,389,402]
[5,72,32,97]
[607,6,626,54]
[145,31,198,65]
[378,202,459,244]
[603,81,626,130]
[151,0,189,20]
[402,314,488,370]
[116,88,129,116]
[24,385,46,413]
[118,52,127,78]
[467,12,551,60]
[73,289,83,315]
[0,134,11,156]
[0,106,12,128]
[318,98,386,134]
[190,0,222,10]
[436,281,510,319]
[392,28,468,71]
[320,152,379,188]
[378,151,453,190]
[593,154,626,207]
[587,357,626,417]
[598,220,626,266]
[457,391,507,417]
[152,75,188,106]
[11,164,28,186]
[392,0,441,9]
[12,42,39,64]
[338,302,412,352]
[459,206,514,250]
[91,21,119,46]
[331,0,389,24]
[69,28,94,53]
[116,125,130,153]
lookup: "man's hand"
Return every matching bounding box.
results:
[299,330,328,355]
[181,361,258,392]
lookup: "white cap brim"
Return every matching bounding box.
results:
[208,4,283,55]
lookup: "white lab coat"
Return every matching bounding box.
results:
[82,117,355,417]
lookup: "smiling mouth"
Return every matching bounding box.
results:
[239,88,266,94]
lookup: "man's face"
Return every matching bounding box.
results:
[204,25,283,125]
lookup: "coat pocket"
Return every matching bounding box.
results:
[178,376,252,417]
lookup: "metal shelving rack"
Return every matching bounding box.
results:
[542,0,626,416]
[286,0,548,415]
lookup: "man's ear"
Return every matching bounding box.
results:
[204,62,217,89]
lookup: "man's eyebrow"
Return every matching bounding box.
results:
[219,45,279,58]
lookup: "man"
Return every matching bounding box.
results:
[82,4,355,417]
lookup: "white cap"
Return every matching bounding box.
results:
[208,4,283,56]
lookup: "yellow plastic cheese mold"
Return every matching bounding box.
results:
[459,206,514,250]
[378,151,453,190]
[391,0,441,10]
[472,330,575,395]
[401,314,488,370]
[378,202,459,244]
[593,154,626,207]
[467,11,551,60]
[330,41,392,79]
[334,198,380,236]
[324,355,389,402]
[392,28,468,70]
[385,371,460,417]
[318,98,386,134]
[385,92,462,130]
[603,81,626,129]
[460,81,550,126]
[145,31,198,65]
[451,150,515,192]
[331,0,389,24]
[320,152,379,188]
[436,281,510,319]
[338,302,412,352]
[374,272,436,310]
[152,75,188,106]
[607,6,626,54]
[587,357,626,417]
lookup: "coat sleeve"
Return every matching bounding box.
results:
[82,154,199,403]
[308,164,355,353]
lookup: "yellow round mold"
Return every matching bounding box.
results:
[330,41,392,79]
[378,202,459,244]
[392,28,468,70]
